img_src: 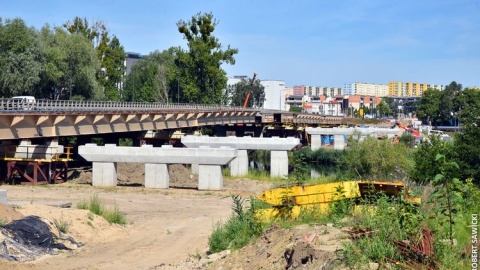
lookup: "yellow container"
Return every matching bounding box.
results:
[257,181,360,206]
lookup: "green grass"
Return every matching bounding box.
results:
[223,168,285,182]
[77,194,127,225]
[208,195,265,253]
[54,214,71,233]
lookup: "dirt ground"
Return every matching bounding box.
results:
[0,163,347,270]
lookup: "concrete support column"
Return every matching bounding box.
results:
[145,163,169,189]
[92,162,117,186]
[270,150,288,178]
[191,164,199,175]
[333,134,345,150]
[310,135,321,151]
[198,165,223,190]
[229,149,248,176]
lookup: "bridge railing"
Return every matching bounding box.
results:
[0,98,259,113]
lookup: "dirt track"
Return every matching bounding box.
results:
[0,171,273,270]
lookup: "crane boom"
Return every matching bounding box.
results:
[243,72,257,108]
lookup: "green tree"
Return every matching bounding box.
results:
[38,25,101,100]
[341,136,413,180]
[64,17,125,100]
[123,48,177,102]
[452,88,480,184]
[289,106,302,112]
[439,81,462,123]
[376,100,392,117]
[0,17,44,97]
[430,153,463,245]
[102,36,126,101]
[416,88,442,126]
[411,136,456,184]
[224,75,265,107]
[176,12,238,104]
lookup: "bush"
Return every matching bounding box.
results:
[341,136,413,180]
[77,194,127,225]
[208,195,264,253]
[54,214,71,234]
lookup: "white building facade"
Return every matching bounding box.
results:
[226,76,286,110]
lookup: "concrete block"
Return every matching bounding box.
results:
[145,163,169,188]
[229,149,248,176]
[92,162,117,186]
[0,189,7,204]
[333,134,345,150]
[270,150,288,178]
[198,165,223,190]
[191,164,199,175]
[310,135,321,151]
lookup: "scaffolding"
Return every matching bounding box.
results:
[0,144,73,185]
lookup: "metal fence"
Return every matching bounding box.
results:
[0,98,260,113]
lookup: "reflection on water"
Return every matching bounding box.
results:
[310,163,341,178]
[250,160,342,180]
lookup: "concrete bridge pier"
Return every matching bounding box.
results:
[92,162,118,186]
[79,143,236,190]
[306,127,401,150]
[270,150,289,178]
[198,165,223,190]
[333,135,345,150]
[181,135,300,179]
[91,144,118,187]
[191,164,199,175]
[310,135,322,151]
[145,163,170,189]
[229,149,248,176]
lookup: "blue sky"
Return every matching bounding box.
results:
[2,0,479,88]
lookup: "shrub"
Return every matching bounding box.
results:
[208,195,264,253]
[76,194,127,225]
[54,214,71,234]
[341,136,413,180]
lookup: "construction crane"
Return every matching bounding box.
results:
[243,72,258,108]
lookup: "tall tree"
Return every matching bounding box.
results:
[417,88,442,126]
[452,88,480,184]
[64,17,125,100]
[0,17,44,97]
[376,100,392,117]
[176,12,238,104]
[102,36,126,101]
[37,25,101,100]
[123,48,177,103]
[439,81,462,123]
[224,75,265,107]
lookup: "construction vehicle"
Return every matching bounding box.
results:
[393,122,421,137]
[243,72,257,108]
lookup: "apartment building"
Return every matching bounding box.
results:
[342,83,388,97]
[388,82,445,97]
[293,85,305,96]
[293,85,341,97]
